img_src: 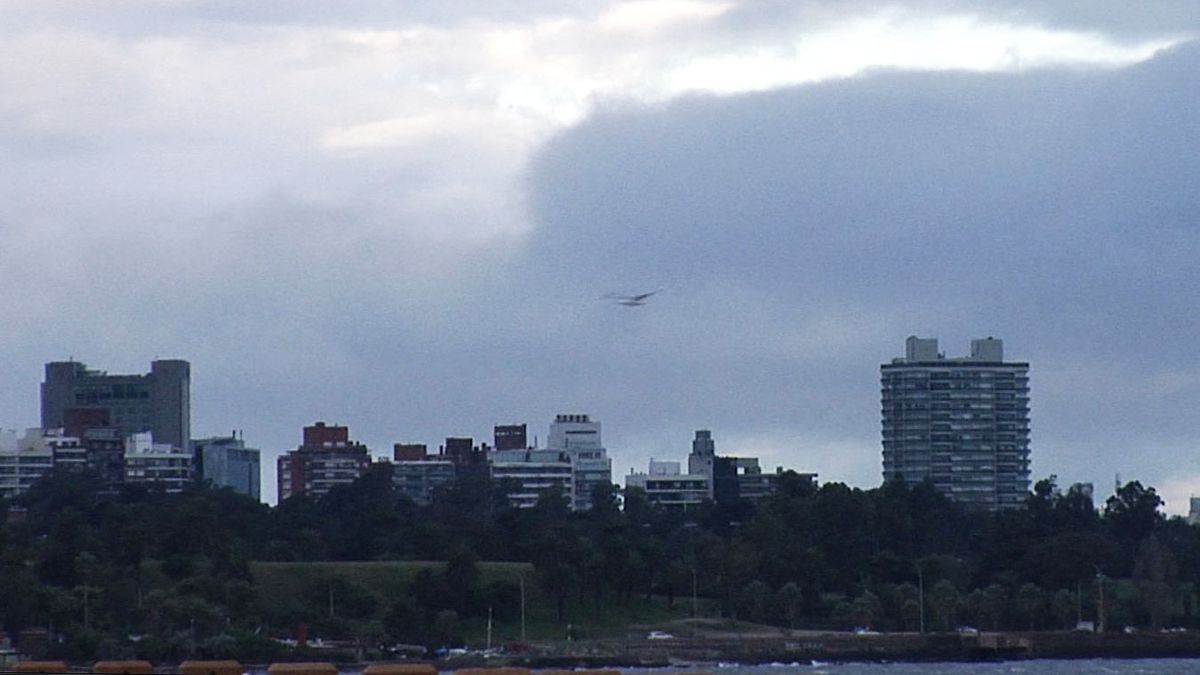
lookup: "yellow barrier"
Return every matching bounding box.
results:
[13,662,70,673]
[265,664,338,675]
[93,661,154,675]
[362,665,437,675]
[179,661,244,675]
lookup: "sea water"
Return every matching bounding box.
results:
[625,661,1200,674]
[306,660,1200,675]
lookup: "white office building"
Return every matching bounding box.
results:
[125,432,193,493]
[626,459,710,509]
[546,413,613,510]
[489,449,575,508]
[0,429,56,499]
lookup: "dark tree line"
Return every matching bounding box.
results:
[2,466,1199,661]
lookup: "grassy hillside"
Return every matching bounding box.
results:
[249,560,692,644]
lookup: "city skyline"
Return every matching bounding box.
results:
[1,3,1197,509]
[0,333,1178,513]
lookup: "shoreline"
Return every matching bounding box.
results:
[15,631,1200,672]
[452,630,1200,669]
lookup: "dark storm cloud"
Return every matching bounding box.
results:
[522,41,1200,495]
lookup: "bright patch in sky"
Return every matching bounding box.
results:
[598,0,734,33]
[323,7,1184,158]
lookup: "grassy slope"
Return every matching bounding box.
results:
[249,561,691,643]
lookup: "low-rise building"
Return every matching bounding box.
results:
[46,428,89,469]
[124,432,192,492]
[489,448,574,508]
[193,433,261,499]
[0,429,56,499]
[82,426,126,492]
[627,430,816,509]
[626,460,710,509]
[391,443,457,505]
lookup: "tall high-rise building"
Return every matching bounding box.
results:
[41,359,191,450]
[881,336,1031,510]
[546,413,612,510]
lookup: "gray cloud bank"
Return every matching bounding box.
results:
[3,1,1196,38]
[523,41,1200,499]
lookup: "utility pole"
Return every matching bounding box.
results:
[915,562,925,634]
[1076,581,1083,626]
[487,606,493,650]
[691,567,698,619]
[1096,570,1106,633]
[519,574,527,642]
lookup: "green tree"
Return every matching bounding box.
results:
[1051,588,1078,629]
[432,609,460,647]
[444,545,482,615]
[1105,481,1164,567]
[384,596,424,643]
[738,580,771,623]
[1016,582,1045,630]
[1133,534,1177,629]
[776,582,803,628]
[851,590,882,629]
[928,580,959,631]
[891,583,921,631]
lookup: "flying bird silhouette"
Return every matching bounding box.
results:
[605,289,662,306]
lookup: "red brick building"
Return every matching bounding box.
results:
[277,421,372,501]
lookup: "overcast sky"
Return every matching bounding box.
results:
[2,1,1197,508]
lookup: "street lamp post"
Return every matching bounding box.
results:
[915,561,925,634]
[691,568,698,619]
[519,574,527,642]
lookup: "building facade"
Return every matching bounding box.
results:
[81,426,126,492]
[124,432,193,492]
[625,459,710,509]
[392,459,457,505]
[881,336,1031,510]
[489,448,575,509]
[493,424,528,451]
[627,430,809,509]
[390,443,456,505]
[41,359,191,450]
[0,429,58,499]
[546,413,612,510]
[277,422,372,501]
[193,434,261,499]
